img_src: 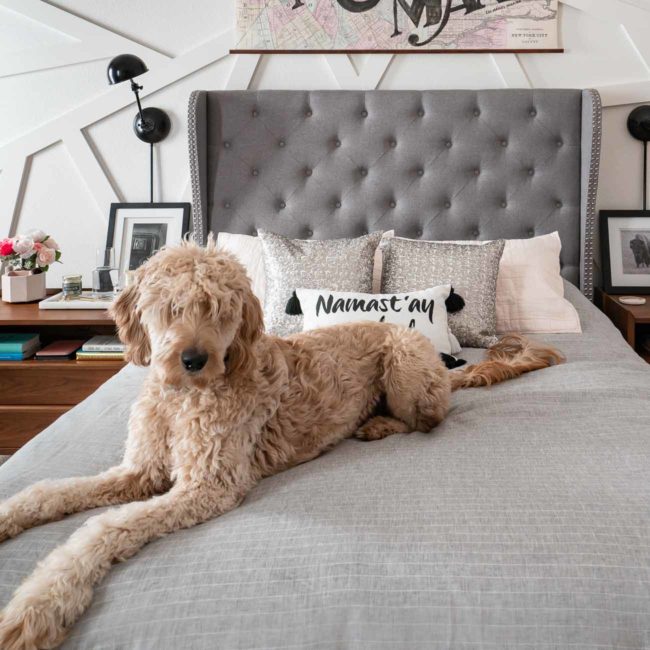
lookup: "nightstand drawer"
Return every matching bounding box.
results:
[0,406,70,453]
[0,361,124,406]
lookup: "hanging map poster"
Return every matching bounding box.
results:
[234,0,559,52]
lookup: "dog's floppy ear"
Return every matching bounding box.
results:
[110,280,151,367]
[227,286,264,377]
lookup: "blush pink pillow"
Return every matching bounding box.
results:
[495,232,581,334]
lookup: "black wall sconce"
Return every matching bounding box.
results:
[107,54,171,203]
[628,105,650,211]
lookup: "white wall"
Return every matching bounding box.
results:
[1,0,650,288]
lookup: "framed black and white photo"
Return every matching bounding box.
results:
[601,210,650,294]
[107,203,191,278]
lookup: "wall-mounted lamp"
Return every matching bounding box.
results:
[107,54,171,203]
[628,105,650,211]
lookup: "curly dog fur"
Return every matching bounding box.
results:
[0,239,563,649]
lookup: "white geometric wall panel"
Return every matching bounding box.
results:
[381,55,508,90]
[14,142,107,285]
[0,0,649,287]
[0,60,110,147]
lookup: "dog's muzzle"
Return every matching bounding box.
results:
[181,348,208,373]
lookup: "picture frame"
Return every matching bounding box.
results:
[601,210,650,294]
[107,203,191,279]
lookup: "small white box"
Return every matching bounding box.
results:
[1,271,47,303]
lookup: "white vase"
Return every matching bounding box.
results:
[1,270,47,303]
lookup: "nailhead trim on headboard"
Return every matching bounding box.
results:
[583,89,602,301]
[188,90,205,246]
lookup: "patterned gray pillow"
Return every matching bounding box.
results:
[381,238,506,348]
[259,230,383,336]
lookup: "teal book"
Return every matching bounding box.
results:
[0,333,40,353]
[0,352,33,360]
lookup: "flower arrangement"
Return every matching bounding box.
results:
[0,229,61,273]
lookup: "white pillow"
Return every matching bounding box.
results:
[296,286,462,355]
[385,232,581,334]
[216,232,266,304]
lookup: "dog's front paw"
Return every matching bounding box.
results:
[0,598,67,650]
[0,509,23,543]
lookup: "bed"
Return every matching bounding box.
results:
[2,89,650,649]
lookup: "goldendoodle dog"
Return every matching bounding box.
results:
[0,239,563,649]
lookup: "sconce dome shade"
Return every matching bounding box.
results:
[107,54,148,85]
[628,105,650,143]
[133,107,171,144]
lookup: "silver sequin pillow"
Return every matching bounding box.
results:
[381,238,506,348]
[259,230,383,336]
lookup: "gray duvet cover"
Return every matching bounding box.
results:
[1,284,650,649]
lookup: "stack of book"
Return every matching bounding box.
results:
[35,340,85,360]
[0,333,40,360]
[76,335,125,360]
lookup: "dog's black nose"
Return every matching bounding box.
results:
[181,348,208,373]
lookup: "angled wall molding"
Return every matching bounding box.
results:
[226,54,261,90]
[491,54,532,88]
[0,31,234,168]
[326,54,394,90]
[0,0,168,78]
[0,159,28,239]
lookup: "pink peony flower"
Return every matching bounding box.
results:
[26,229,47,243]
[0,239,14,256]
[36,247,56,267]
[33,242,43,251]
[43,237,59,250]
[13,236,34,257]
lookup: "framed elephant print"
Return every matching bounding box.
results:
[601,210,650,294]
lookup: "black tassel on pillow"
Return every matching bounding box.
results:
[285,291,303,315]
[445,287,465,314]
[440,353,467,370]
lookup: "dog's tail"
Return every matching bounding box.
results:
[450,334,564,392]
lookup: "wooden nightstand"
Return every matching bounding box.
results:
[596,288,650,363]
[0,299,125,454]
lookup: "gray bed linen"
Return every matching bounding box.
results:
[1,284,650,650]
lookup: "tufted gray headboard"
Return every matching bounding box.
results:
[188,89,601,299]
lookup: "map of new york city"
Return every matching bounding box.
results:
[236,0,558,51]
